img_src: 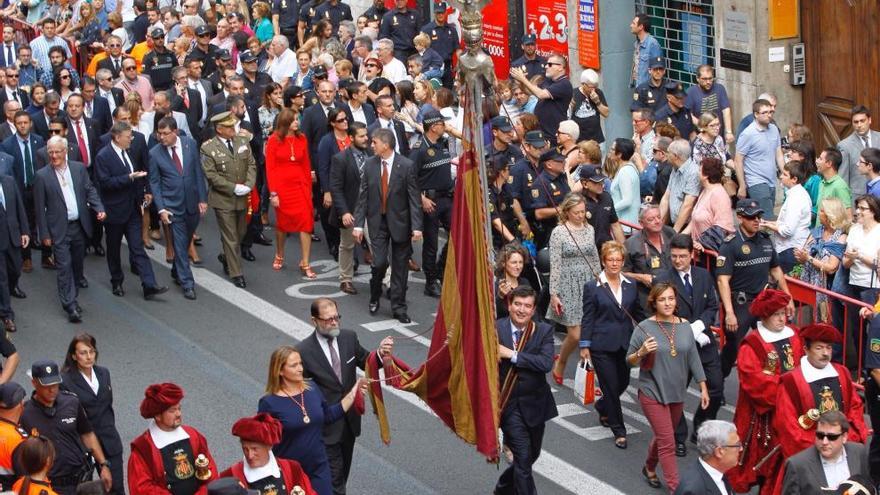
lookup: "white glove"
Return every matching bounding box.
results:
[233,184,251,196]
[691,320,711,348]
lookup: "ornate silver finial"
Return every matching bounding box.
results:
[449,0,496,91]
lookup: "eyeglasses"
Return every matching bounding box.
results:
[48,129,63,134]
[334,118,348,123]
[99,77,111,82]
[546,62,562,67]
[6,74,18,78]
[60,74,70,80]
[720,443,743,450]
[315,314,341,322]
[107,44,121,48]
[816,431,844,441]
[197,33,211,37]
[123,66,136,71]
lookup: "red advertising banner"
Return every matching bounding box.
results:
[481,0,510,79]
[525,0,569,58]
[578,0,599,68]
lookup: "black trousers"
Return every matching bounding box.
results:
[721,294,755,378]
[53,221,86,312]
[105,207,157,288]
[325,425,356,495]
[866,379,880,484]
[421,195,451,283]
[368,218,411,314]
[0,246,18,319]
[674,343,724,444]
[22,186,49,261]
[320,203,340,258]
[592,348,630,438]
[107,451,124,495]
[495,406,544,495]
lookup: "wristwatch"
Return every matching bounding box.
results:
[99,460,111,469]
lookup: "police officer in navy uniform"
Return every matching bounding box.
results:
[715,199,793,379]
[314,0,352,31]
[630,56,669,112]
[207,49,233,95]
[420,2,458,88]
[409,109,452,298]
[141,28,178,92]
[363,0,388,21]
[488,156,520,250]
[862,309,880,480]
[298,0,320,41]
[510,34,546,81]
[489,116,523,169]
[529,149,570,250]
[300,65,329,109]
[655,81,695,139]
[509,130,548,237]
[272,0,300,48]
[379,0,422,62]
[19,360,113,495]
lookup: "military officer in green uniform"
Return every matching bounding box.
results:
[200,112,256,289]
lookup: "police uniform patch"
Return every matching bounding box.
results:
[427,149,435,156]
[633,93,639,101]
[651,256,660,269]
[488,203,494,213]
[586,211,592,219]
[742,245,751,255]
[531,189,539,198]
[506,175,513,184]
[716,256,726,267]
[872,338,880,353]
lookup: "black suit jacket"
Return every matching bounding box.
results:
[367,118,410,156]
[31,110,55,141]
[654,266,719,357]
[0,43,20,67]
[299,329,371,444]
[580,276,644,352]
[67,116,100,168]
[329,147,366,225]
[301,103,331,170]
[0,122,13,142]
[354,153,422,243]
[85,95,113,136]
[99,87,125,109]
[781,442,869,495]
[33,160,104,242]
[98,130,148,170]
[0,175,29,249]
[170,89,204,141]
[94,143,148,224]
[673,459,733,495]
[0,88,30,111]
[342,102,376,126]
[496,317,558,427]
[1,132,44,192]
[97,56,125,80]
[60,366,123,457]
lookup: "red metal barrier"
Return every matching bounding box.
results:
[8,19,83,77]
[617,219,874,371]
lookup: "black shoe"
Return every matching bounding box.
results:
[424,280,441,297]
[311,233,321,242]
[241,247,256,262]
[143,285,169,300]
[112,284,124,297]
[642,466,661,489]
[67,309,82,323]
[183,288,197,300]
[77,278,89,289]
[218,254,229,275]
[369,300,380,314]
[3,318,15,333]
[233,276,247,288]
[254,234,273,246]
[394,313,411,324]
[92,245,105,256]
[193,236,203,246]
[10,286,26,299]
[688,432,698,445]
[675,442,687,457]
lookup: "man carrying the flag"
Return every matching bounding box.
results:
[495,285,557,495]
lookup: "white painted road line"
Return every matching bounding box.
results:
[142,249,626,495]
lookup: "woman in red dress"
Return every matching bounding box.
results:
[265,109,317,279]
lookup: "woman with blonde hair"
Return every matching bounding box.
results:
[251,1,273,43]
[546,193,601,384]
[794,196,850,321]
[258,345,362,495]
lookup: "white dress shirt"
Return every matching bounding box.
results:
[598,271,629,306]
[111,142,133,172]
[80,369,100,395]
[376,117,400,153]
[54,164,79,221]
[821,449,849,490]
[348,103,367,125]
[316,333,341,368]
[100,89,117,114]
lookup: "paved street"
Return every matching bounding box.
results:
[7,213,748,494]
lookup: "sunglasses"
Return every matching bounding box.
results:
[815,431,843,441]
[123,66,136,71]
[365,63,378,68]
[334,118,347,123]
[107,44,121,48]
[198,33,211,37]
[60,74,70,79]
[49,129,63,134]
[546,62,562,67]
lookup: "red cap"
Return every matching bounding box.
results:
[800,323,842,344]
[749,289,791,318]
[140,382,184,418]
[231,413,282,446]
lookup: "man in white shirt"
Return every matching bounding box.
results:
[761,160,811,273]
[376,38,407,84]
[266,35,297,87]
[675,420,738,495]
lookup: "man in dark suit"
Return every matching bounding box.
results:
[781,411,869,495]
[303,79,342,258]
[31,91,65,141]
[0,26,19,68]
[330,122,369,294]
[148,117,207,300]
[494,285,557,495]
[95,35,126,80]
[169,67,204,142]
[0,150,13,177]
[654,234,723,456]
[0,100,19,141]
[674,420,738,495]
[0,111,47,272]
[0,173,30,333]
[94,122,168,300]
[353,128,421,323]
[341,81,376,126]
[95,68,125,116]
[299,297,393,495]
[34,136,106,323]
[81,77,113,136]
[366,94,410,156]
[0,67,30,110]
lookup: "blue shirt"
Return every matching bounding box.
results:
[736,120,781,187]
[868,177,880,198]
[633,34,662,87]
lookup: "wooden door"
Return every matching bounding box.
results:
[801,0,880,149]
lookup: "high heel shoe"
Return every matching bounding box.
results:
[551,355,563,385]
[273,255,284,271]
[299,261,317,279]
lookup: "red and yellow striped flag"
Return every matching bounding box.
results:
[366,88,500,460]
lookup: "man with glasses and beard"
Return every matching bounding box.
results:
[298,297,393,495]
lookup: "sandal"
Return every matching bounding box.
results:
[299,262,317,279]
[273,255,284,271]
[642,466,660,489]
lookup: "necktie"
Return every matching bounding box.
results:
[170,146,183,174]
[380,159,389,213]
[114,58,120,74]
[76,120,89,165]
[23,139,33,186]
[85,101,92,118]
[326,337,342,381]
[0,183,6,210]
[863,136,870,149]
[513,329,522,348]
[5,45,12,66]
[684,273,693,297]
[183,89,190,108]
[226,139,234,154]
[121,150,133,173]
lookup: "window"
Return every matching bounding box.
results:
[635,0,716,86]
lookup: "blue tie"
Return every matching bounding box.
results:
[684,273,693,297]
[513,330,522,348]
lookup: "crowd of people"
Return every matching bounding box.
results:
[0,1,877,493]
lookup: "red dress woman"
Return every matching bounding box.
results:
[266,109,316,278]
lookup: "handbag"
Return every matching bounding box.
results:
[574,360,598,406]
[698,225,729,252]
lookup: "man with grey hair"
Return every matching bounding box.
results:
[33,136,106,322]
[570,68,609,145]
[659,138,700,232]
[0,100,19,141]
[623,202,675,309]
[352,35,373,80]
[375,38,406,84]
[266,35,297,86]
[674,420,738,494]
[338,19,356,56]
[96,35,126,80]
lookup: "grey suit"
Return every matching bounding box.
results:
[782,442,869,495]
[838,130,880,197]
[33,160,104,312]
[354,153,422,314]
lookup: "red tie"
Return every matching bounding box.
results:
[380,160,389,214]
[170,146,183,174]
[76,120,89,165]
[183,90,190,109]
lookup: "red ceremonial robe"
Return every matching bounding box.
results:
[221,458,317,495]
[727,327,804,495]
[128,425,218,495]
